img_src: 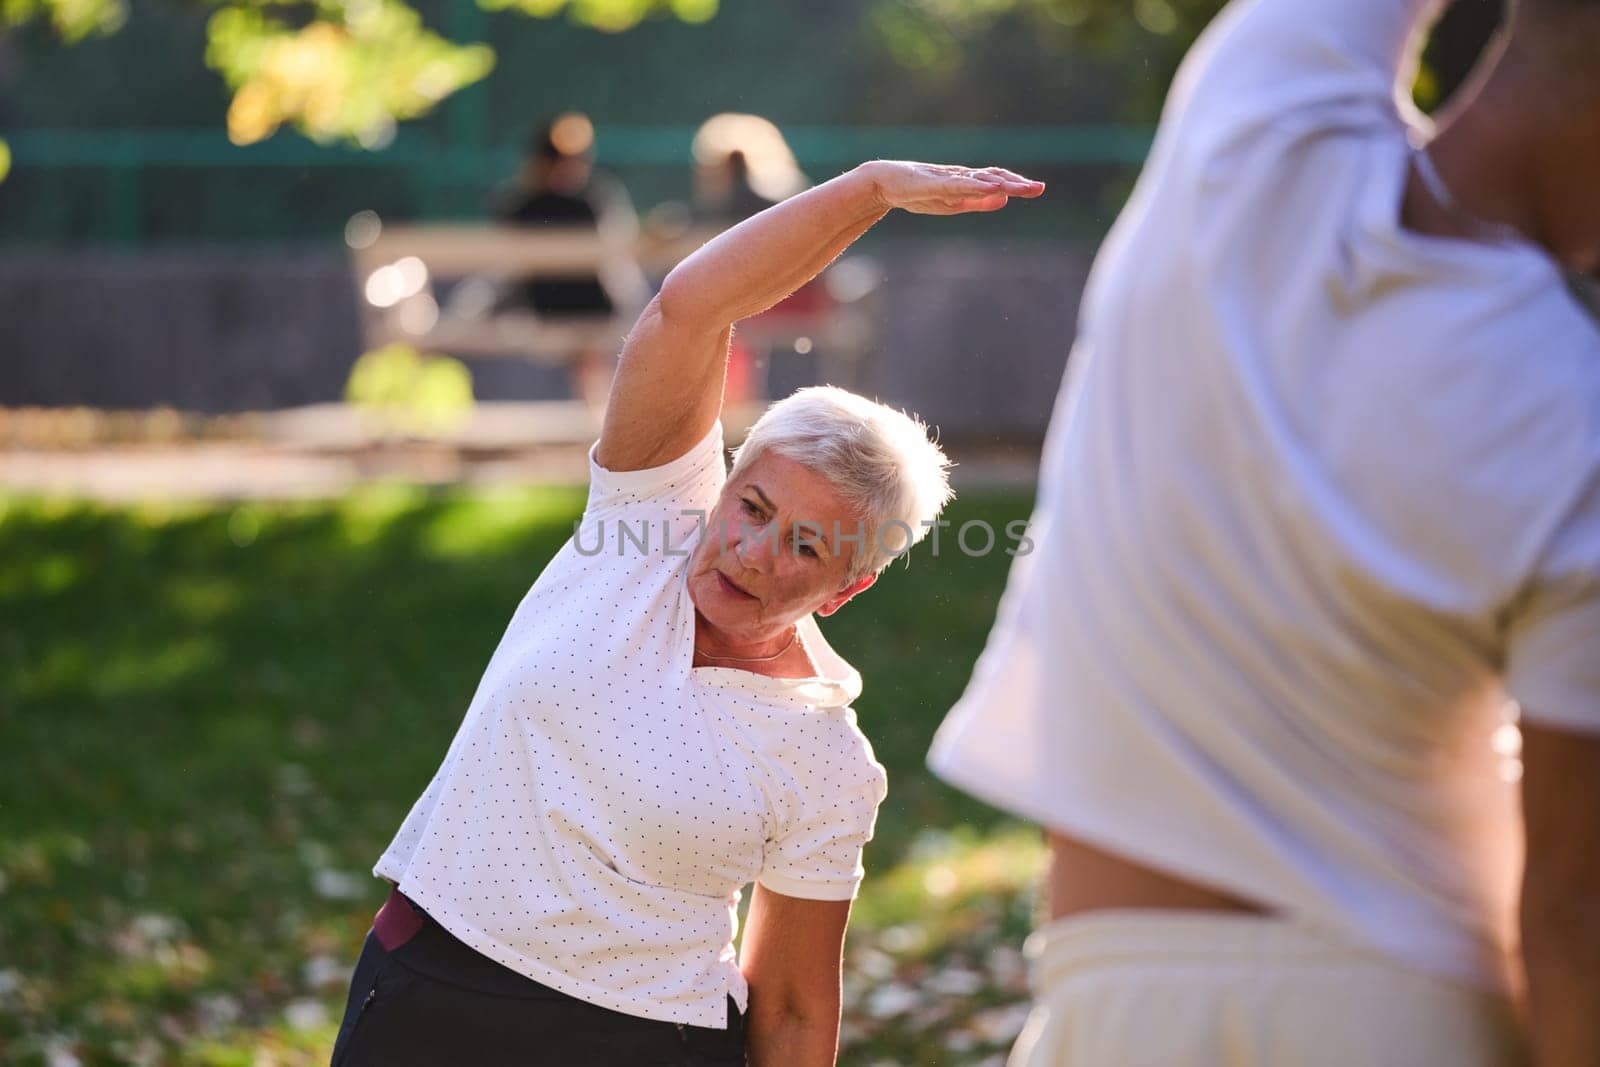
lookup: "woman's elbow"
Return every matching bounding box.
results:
[655,263,735,333]
[745,1000,840,1067]
[748,985,840,1033]
[627,288,705,347]
[653,269,700,327]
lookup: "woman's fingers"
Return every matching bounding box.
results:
[977,165,1027,181]
[878,160,1043,214]
[951,176,1005,196]
[933,192,1012,215]
[961,192,1013,213]
[968,166,1046,194]
[987,175,1046,196]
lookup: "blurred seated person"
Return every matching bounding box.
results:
[640,113,809,252]
[492,112,638,406]
[690,113,810,226]
[685,114,827,403]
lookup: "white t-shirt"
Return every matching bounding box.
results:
[376,423,888,1027]
[931,0,1600,995]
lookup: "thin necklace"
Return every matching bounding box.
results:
[1410,146,1525,246]
[695,627,799,664]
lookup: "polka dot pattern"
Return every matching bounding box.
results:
[374,424,889,1029]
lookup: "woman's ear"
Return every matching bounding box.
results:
[817,572,877,617]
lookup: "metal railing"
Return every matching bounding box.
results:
[1,125,1155,247]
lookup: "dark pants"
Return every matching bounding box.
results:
[331,897,747,1066]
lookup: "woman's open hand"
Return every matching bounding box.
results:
[864,161,1045,215]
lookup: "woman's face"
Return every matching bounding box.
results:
[688,451,875,642]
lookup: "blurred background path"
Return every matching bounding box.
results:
[0,401,1042,501]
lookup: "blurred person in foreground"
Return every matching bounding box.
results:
[331,160,1043,1066]
[930,1,1600,1064]
[493,111,638,406]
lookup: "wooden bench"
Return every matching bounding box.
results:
[347,217,881,397]
[348,221,648,367]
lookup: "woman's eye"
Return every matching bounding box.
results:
[740,500,764,519]
[799,544,819,559]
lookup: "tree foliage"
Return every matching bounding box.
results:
[2,0,717,149]
[1,0,125,42]
[479,0,715,32]
[206,0,496,146]
[868,0,1224,119]
[866,0,1503,121]
[872,0,1222,71]
[345,343,475,436]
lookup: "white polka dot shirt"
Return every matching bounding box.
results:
[374,423,889,1028]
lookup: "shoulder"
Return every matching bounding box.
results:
[586,419,728,518]
[758,708,887,851]
[736,699,887,802]
[795,709,889,802]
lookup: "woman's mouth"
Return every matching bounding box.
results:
[716,571,757,599]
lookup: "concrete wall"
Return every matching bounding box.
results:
[0,244,1089,438]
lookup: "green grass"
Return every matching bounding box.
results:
[0,485,1040,1066]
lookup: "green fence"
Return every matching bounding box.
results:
[1,125,1154,248]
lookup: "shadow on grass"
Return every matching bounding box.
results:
[0,484,1034,1065]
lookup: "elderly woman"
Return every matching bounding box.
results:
[330,160,1043,1066]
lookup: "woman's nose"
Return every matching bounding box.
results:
[735,524,779,571]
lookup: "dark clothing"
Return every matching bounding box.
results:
[495,189,615,318]
[331,891,747,1066]
[695,184,779,228]
[500,190,600,227]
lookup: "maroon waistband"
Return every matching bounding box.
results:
[374,885,426,952]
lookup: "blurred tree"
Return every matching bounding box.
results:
[482,0,715,32]
[205,0,495,146]
[868,0,1505,122]
[0,0,718,147]
[346,342,475,436]
[1416,0,1502,109]
[0,0,123,180]
[1,0,126,41]
[867,0,1226,120]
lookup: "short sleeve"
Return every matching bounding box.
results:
[586,421,726,517]
[758,751,888,902]
[1506,474,1600,734]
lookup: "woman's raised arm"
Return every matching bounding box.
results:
[594,161,1042,473]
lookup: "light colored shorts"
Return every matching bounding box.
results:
[1008,910,1527,1067]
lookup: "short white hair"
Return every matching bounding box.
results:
[729,386,954,579]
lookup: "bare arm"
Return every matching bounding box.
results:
[594,161,1042,473]
[1520,721,1600,1067]
[739,884,854,1067]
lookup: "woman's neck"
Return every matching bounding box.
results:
[693,614,815,678]
[1405,50,1574,262]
